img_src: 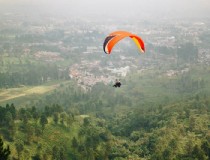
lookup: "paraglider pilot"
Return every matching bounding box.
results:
[113,79,121,88]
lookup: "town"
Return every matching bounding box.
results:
[0,13,210,91]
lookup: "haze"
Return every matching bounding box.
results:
[0,0,210,20]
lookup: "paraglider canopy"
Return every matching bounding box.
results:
[103,31,145,54]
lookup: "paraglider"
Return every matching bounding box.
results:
[103,31,145,88]
[103,31,145,54]
[113,79,121,88]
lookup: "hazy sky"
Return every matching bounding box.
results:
[0,0,210,19]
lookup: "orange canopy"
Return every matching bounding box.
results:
[103,31,145,54]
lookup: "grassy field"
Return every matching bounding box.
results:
[0,81,70,107]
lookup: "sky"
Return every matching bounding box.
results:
[0,0,210,20]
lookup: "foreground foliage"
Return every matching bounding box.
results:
[0,65,210,159]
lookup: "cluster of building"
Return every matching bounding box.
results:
[69,60,131,91]
[1,13,210,91]
[34,51,64,62]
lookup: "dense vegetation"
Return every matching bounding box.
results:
[0,59,69,88]
[0,137,11,159]
[0,64,210,160]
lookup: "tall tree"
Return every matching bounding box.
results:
[52,146,59,160]
[31,154,41,160]
[0,137,11,160]
[39,114,48,132]
[53,112,59,124]
[201,140,210,158]
[15,141,24,160]
[4,112,15,140]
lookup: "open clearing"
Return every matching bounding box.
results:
[0,83,60,103]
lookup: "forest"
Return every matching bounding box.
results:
[0,63,210,160]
